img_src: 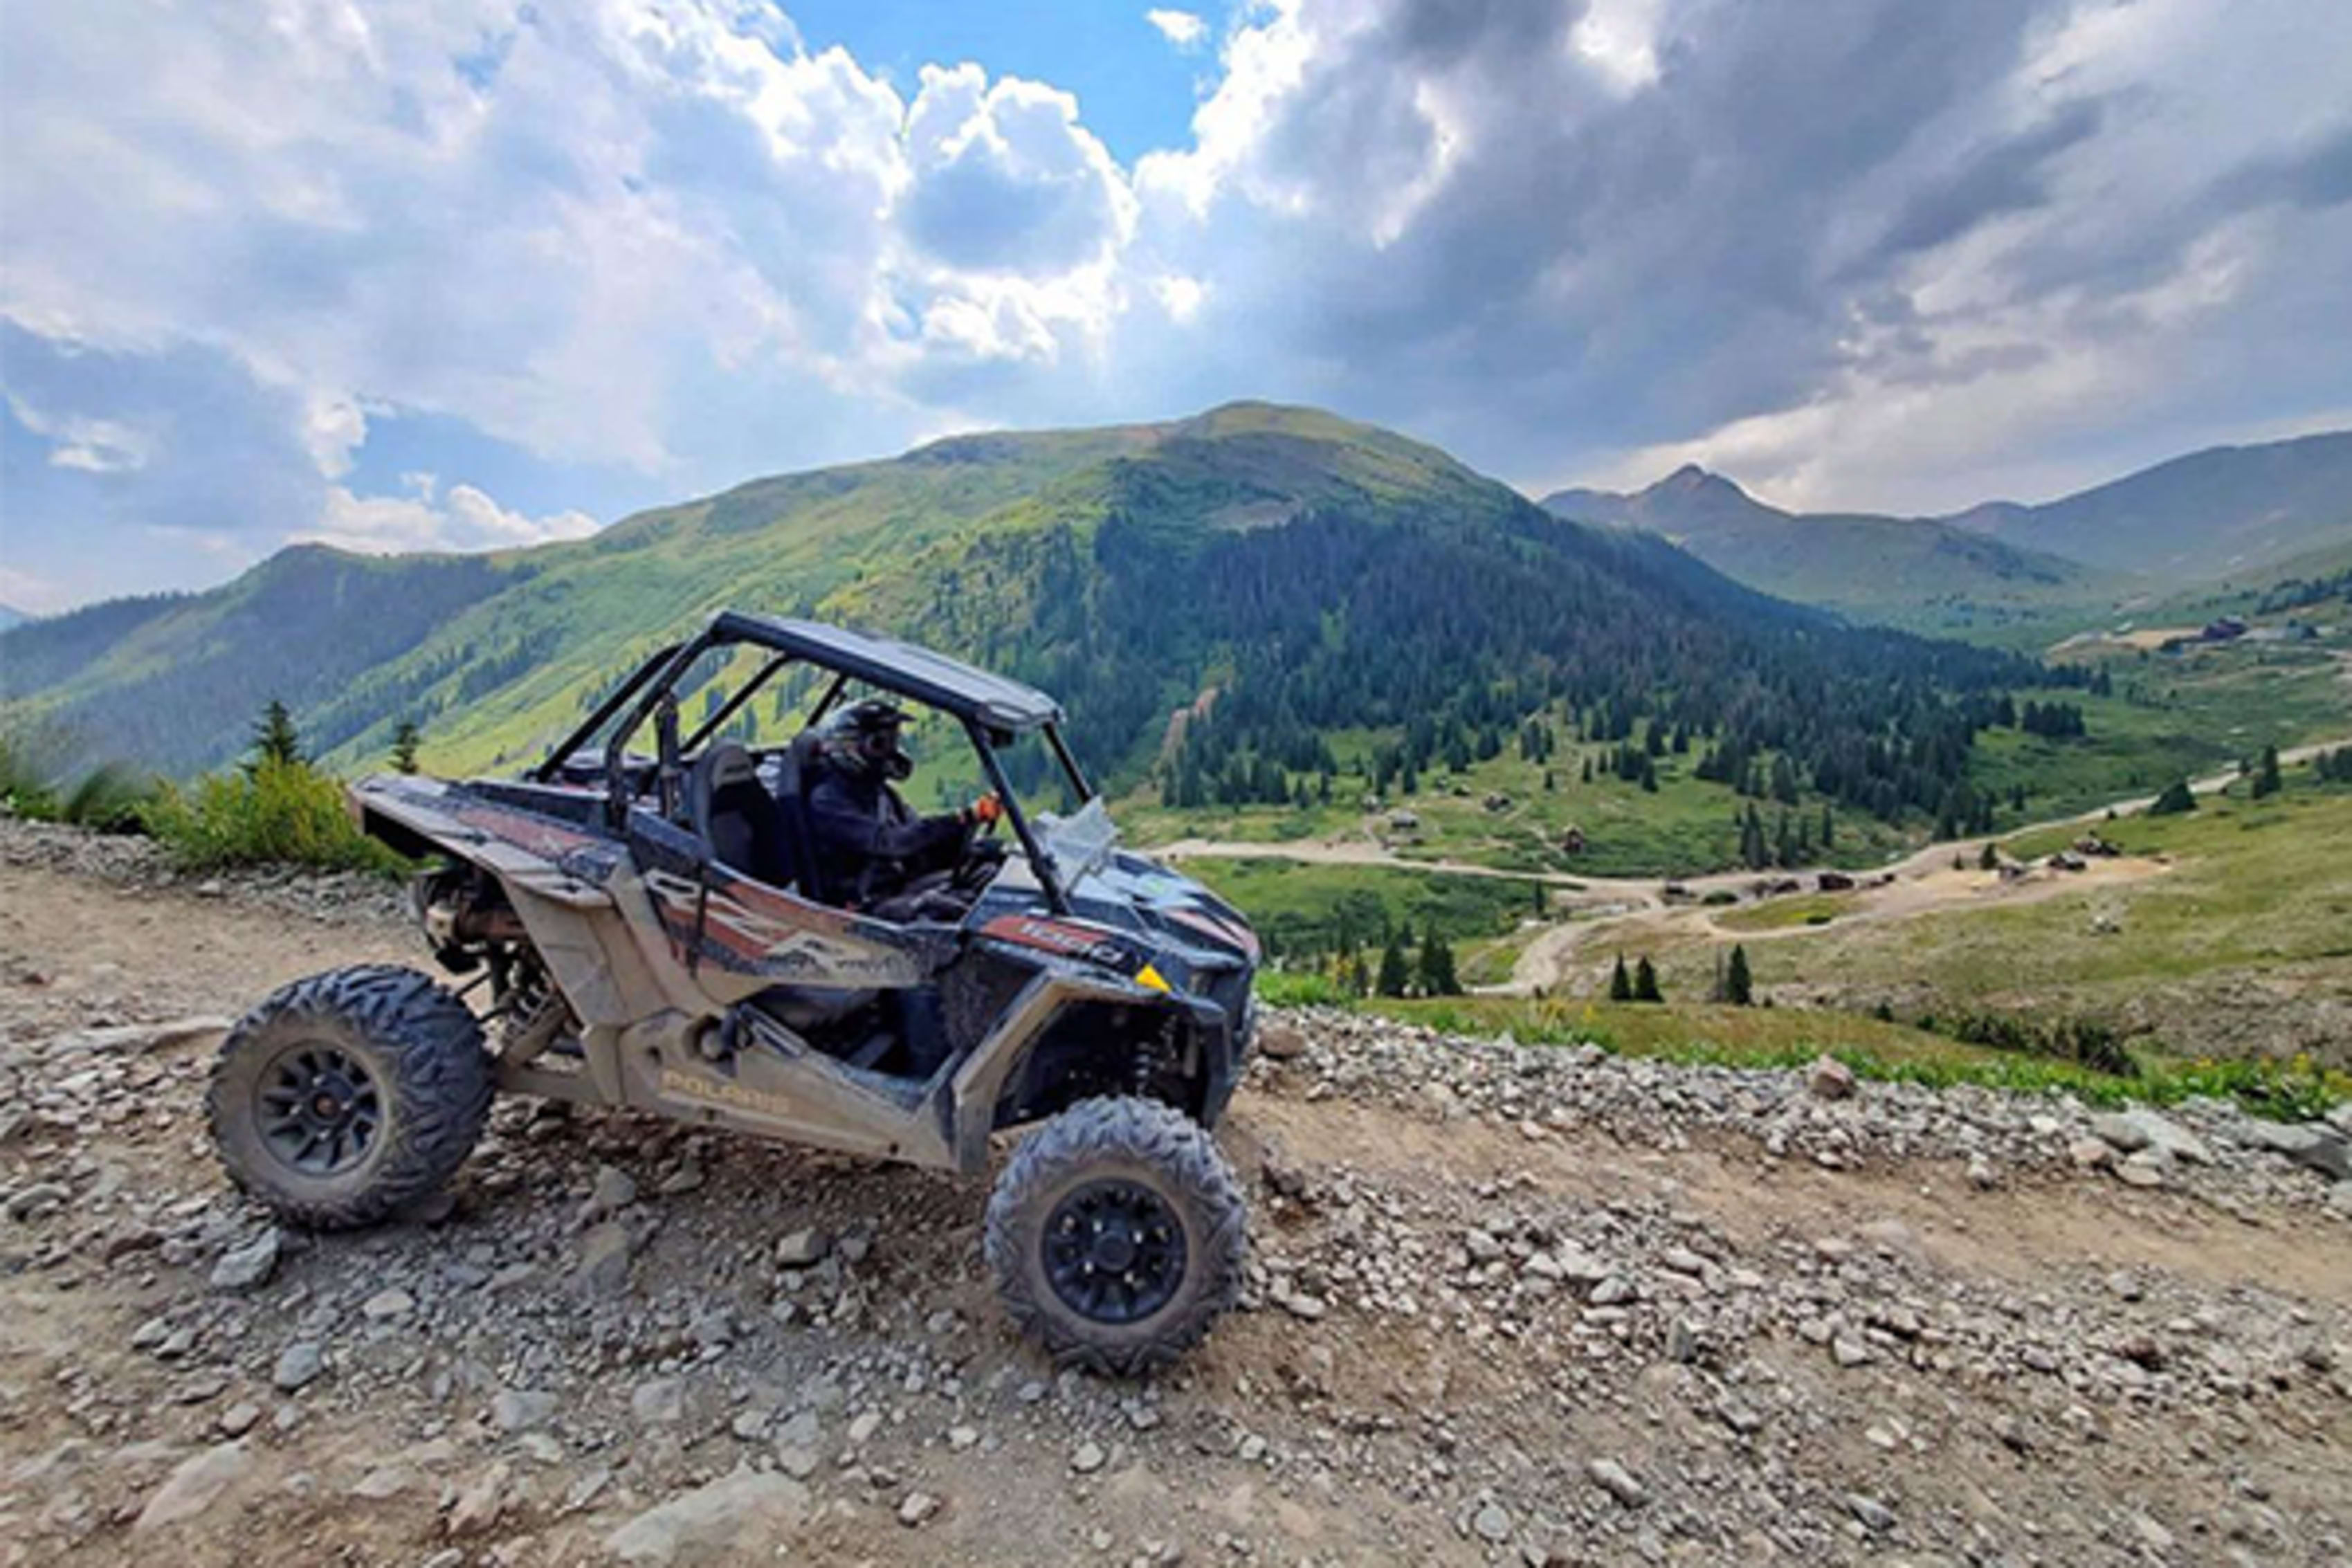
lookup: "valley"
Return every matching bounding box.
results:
[4,401,2348,1094]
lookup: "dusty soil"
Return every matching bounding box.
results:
[1504,853,2173,994]
[2,828,2349,1566]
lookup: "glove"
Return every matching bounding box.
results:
[967,792,1004,826]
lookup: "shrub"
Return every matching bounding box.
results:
[60,762,157,835]
[146,758,405,875]
[1944,1008,2137,1077]
[2148,778,2196,815]
[1,732,159,833]
[0,733,61,820]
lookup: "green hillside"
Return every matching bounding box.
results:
[6,400,2131,881]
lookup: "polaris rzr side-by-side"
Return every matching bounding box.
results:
[207,613,1260,1372]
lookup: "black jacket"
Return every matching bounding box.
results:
[805,766,967,905]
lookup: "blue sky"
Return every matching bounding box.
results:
[785,1,1208,164]
[3,0,2350,614]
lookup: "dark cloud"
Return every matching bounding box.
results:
[1134,0,2352,502]
[1147,0,2065,454]
[2211,120,2352,214]
[1871,98,2108,263]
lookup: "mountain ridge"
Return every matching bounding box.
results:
[1541,466,2102,628]
[1542,430,2352,623]
[2,401,2048,867]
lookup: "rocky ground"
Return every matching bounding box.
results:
[1,817,2349,1567]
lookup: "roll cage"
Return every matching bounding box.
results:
[531,613,1094,913]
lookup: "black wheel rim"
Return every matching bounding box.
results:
[254,1041,383,1178]
[1042,1178,1187,1325]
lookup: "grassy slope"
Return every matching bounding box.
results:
[1968,641,2348,815]
[1659,781,2352,1066]
[5,401,1524,780]
[1118,722,1912,878]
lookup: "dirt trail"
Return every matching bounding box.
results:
[1159,736,2352,907]
[2,832,2349,1566]
[1156,736,2352,999]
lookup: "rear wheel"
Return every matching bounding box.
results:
[208,965,493,1230]
[985,1096,1247,1375]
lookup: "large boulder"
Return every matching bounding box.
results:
[1805,1055,1857,1100]
[2241,1120,2350,1183]
[134,1443,255,1531]
[606,1469,811,1565]
[2090,1109,2212,1165]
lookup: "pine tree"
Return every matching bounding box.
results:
[1608,954,1633,1002]
[2149,778,2197,816]
[1376,939,1411,998]
[248,700,302,774]
[2252,743,2282,800]
[1632,956,1663,1003]
[1417,933,1461,996]
[390,720,422,774]
[1724,944,1753,1006]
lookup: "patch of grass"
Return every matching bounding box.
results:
[1970,642,2349,821]
[1255,969,1354,1008]
[145,758,406,876]
[1183,857,1547,960]
[1715,892,1854,931]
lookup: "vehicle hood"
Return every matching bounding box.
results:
[1062,850,1260,967]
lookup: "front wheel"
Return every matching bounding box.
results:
[984,1096,1248,1375]
[207,965,494,1230]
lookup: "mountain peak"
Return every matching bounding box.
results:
[1650,463,1749,501]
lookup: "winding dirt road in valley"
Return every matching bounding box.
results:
[1151,738,2352,997]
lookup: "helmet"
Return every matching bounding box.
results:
[819,697,913,781]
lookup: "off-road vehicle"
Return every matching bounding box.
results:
[208,614,1259,1371]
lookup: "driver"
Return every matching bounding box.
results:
[804,697,1001,920]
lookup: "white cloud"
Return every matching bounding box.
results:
[301,477,597,555]
[3,0,2351,608]
[5,392,152,473]
[1152,273,1207,322]
[1147,9,1208,51]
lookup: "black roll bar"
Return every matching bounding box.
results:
[683,651,792,754]
[967,717,1070,915]
[603,630,713,830]
[529,639,683,783]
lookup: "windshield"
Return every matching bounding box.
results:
[1034,795,1120,885]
